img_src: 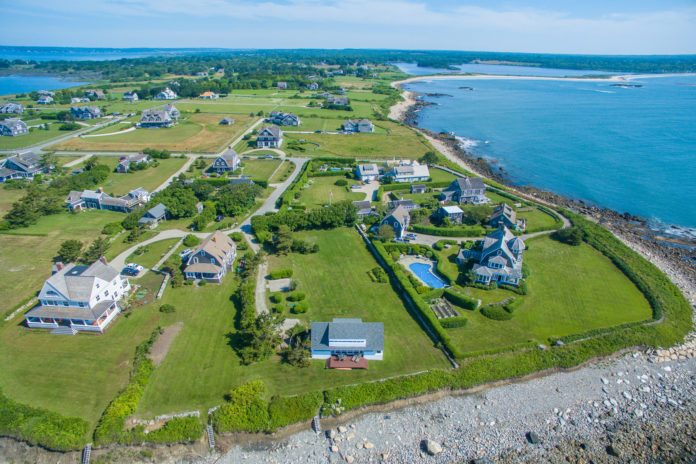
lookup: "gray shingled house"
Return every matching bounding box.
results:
[311,318,384,362]
[183,231,237,282]
[457,226,526,286]
[439,177,489,205]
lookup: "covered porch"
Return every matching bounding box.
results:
[25,301,120,333]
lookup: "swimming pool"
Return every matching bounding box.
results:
[408,262,446,288]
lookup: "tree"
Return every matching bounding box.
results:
[156,184,199,218]
[40,152,57,170]
[238,312,284,365]
[419,150,439,165]
[551,226,584,246]
[183,234,201,247]
[56,239,83,262]
[465,205,493,225]
[274,225,293,255]
[215,183,263,217]
[377,224,395,242]
[81,237,110,263]
[84,156,97,171]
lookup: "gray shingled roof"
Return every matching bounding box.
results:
[39,260,120,302]
[311,318,384,351]
[26,300,117,321]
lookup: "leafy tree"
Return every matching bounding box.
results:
[40,152,57,169]
[183,234,201,247]
[215,183,263,217]
[281,335,311,367]
[56,239,83,262]
[238,312,284,365]
[155,184,199,218]
[84,156,98,171]
[273,225,293,255]
[419,150,439,165]
[81,237,110,263]
[377,224,395,242]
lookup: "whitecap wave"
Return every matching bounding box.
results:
[647,219,696,241]
[454,135,479,151]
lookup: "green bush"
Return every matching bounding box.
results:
[480,305,514,321]
[410,224,486,237]
[503,298,523,313]
[440,316,468,328]
[230,231,244,242]
[270,292,283,304]
[269,269,293,279]
[0,389,90,451]
[443,289,478,310]
[121,416,203,444]
[268,392,324,429]
[287,292,306,302]
[334,178,348,186]
[101,221,123,236]
[159,304,176,313]
[293,301,309,313]
[212,381,270,432]
[183,234,200,247]
[273,303,286,314]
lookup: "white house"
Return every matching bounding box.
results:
[387,161,430,183]
[65,187,150,213]
[277,81,288,89]
[0,152,45,182]
[184,231,237,282]
[310,318,384,363]
[355,163,379,182]
[24,258,131,334]
[155,87,177,100]
[138,104,179,128]
[0,102,24,114]
[70,106,102,120]
[268,111,300,126]
[37,95,54,104]
[440,177,488,205]
[123,91,139,102]
[116,153,151,173]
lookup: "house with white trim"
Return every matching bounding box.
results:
[343,119,374,133]
[116,153,151,173]
[256,126,283,148]
[490,203,526,231]
[212,148,240,173]
[184,231,237,282]
[70,106,102,120]
[457,226,526,286]
[355,163,379,182]
[268,111,300,126]
[436,205,464,224]
[155,87,177,100]
[386,161,430,183]
[138,104,179,128]
[439,177,488,205]
[0,102,24,114]
[0,119,28,137]
[123,91,139,102]
[0,152,45,182]
[311,318,384,360]
[24,258,130,334]
[65,187,150,213]
[380,205,410,239]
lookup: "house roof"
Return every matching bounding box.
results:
[185,231,236,273]
[450,177,485,192]
[311,318,384,351]
[412,184,426,189]
[352,200,372,213]
[491,203,516,223]
[26,300,118,321]
[258,125,281,137]
[143,203,166,219]
[65,190,83,204]
[357,164,378,175]
[480,226,525,268]
[217,149,239,166]
[392,163,429,179]
[0,119,28,131]
[384,205,410,227]
[39,259,120,302]
[440,205,464,214]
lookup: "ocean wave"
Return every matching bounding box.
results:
[454,135,479,151]
[647,219,696,241]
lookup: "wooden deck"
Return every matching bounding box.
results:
[326,355,368,370]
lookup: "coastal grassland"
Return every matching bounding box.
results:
[55,155,86,166]
[0,210,125,310]
[47,113,256,153]
[105,230,157,262]
[428,168,460,183]
[240,158,282,180]
[127,238,180,269]
[295,176,364,207]
[0,187,24,216]
[517,208,561,232]
[275,100,378,119]
[445,235,653,354]
[0,272,165,428]
[283,122,432,159]
[69,156,187,196]
[136,227,449,417]
[269,160,295,183]
[0,124,80,150]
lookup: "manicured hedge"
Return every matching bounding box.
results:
[481,305,514,321]
[410,223,486,237]
[269,269,293,279]
[287,292,306,302]
[443,289,478,310]
[310,170,350,178]
[293,301,309,313]
[376,180,451,200]
[503,298,523,313]
[440,316,468,328]
[0,389,90,451]
[277,161,311,208]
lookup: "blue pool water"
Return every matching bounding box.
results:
[409,262,446,288]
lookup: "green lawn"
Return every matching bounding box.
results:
[240,159,282,180]
[127,238,181,269]
[0,210,125,314]
[0,124,80,150]
[0,187,24,216]
[428,169,459,183]
[0,272,165,427]
[102,158,187,196]
[297,176,365,207]
[518,208,561,231]
[269,160,295,183]
[446,236,653,353]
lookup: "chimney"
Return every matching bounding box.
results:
[99,256,108,265]
[52,262,64,274]
[212,236,216,242]
[98,187,104,193]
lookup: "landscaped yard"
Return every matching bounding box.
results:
[48,113,256,153]
[127,238,181,269]
[0,124,80,150]
[240,158,282,180]
[269,160,295,183]
[518,208,561,231]
[296,176,365,207]
[445,235,653,354]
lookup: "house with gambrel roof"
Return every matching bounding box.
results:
[212,148,240,173]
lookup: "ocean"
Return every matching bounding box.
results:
[0,75,89,96]
[0,46,225,62]
[402,72,696,231]
[393,62,617,77]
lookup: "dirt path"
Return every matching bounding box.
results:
[149,321,184,366]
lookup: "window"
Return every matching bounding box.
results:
[79,302,85,307]
[96,295,100,302]
[62,301,68,306]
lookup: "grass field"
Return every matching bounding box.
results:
[48,113,256,153]
[518,208,561,231]
[269,160,295,183]
[0,210,125,311]
[446,236,653,353]
[240,159,281,180]
[283,123,432,159]
[297,176,364,207]
[0,187,24,216]
[0,124,80,150]
[127,238,181,269]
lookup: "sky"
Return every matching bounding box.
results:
[1,0,695,54]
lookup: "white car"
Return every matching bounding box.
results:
[405,233,418,240]
[179,248,192,259]
[125,263,144,272]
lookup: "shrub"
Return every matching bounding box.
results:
[268,392,323,429]
[551,226,584,246]
[503,298,523,313]
[410,224,486,237]
[183,234,200,247]
[334,178,348,186]
[270,292,283,304]
[440,316,468,328]
[101,221,123,236]
[198,279,207,286]
[269,269,293,279]
[230,231,244,242]
[371,266,388,283]
[159,304,176,313]
[287,291,306,302]
[480,305,514,321]
[443,289,478,310]
[293,301,309,313]
[212,381,270,432]
[273,304,286,314]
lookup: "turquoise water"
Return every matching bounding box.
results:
[409,262,446,288]
[404,75,696,230]
[393,62,616,77]
[0,75,89,96]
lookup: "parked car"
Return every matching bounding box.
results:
[178,248,192,259]
[121,267,140,276]
[125,263,144,272]
[393,238,410,243]
[215,215,224,222]
[265,154,274,159]
[405,233,418,240]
